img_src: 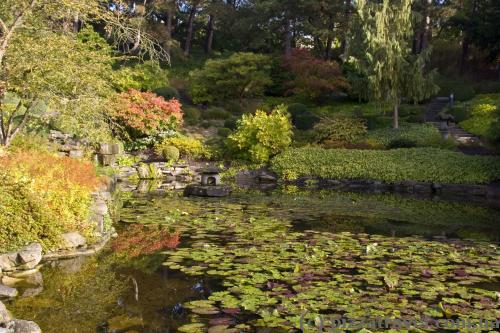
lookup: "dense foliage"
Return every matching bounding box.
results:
[364,124,454,149]
[314,116,368,145]
[228,106,293,163]
[110,89,183,139]
[189,53,272,104]
[155,134,208,159]
[271,147,500,184]
[0,150,101,252]
[456,94,500,143]
[113,61,169,92]
[284,49,350,100]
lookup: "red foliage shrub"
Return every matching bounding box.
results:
[111,224,180,257]
[284,49,350,99]
[110,89,183,138]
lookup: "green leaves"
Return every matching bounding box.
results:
[271,147,500,184]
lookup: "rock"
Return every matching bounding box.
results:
[69,149,84,159]
[0,328,11,333]
[0,253,18,272]
[257,170,278,183]
[61,232,86,249]
[92,200,108,216]
[1,277,23,287]
[0,300,12,324]
[183,185,232,198]
[21,287,43,298]
[0,285,18,298]
[6,320,41,333]
[17,244,42,270]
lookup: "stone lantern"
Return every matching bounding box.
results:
[183,166,231,197]
[201,167,221,186]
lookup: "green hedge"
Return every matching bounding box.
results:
[363,124,453,149]
[271,147,500,184]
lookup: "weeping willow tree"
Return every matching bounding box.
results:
[344,0,438,129]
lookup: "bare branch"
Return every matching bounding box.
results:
[0,19,7,35]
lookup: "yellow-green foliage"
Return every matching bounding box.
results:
[0,150,101,252]
[458,94,500,142]
[314,116,367,144]
[156,135,209,159]
[271,147,500,184]
[228,105,293,163]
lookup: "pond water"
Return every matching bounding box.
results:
[7,187,500,333]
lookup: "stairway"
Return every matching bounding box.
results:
[425,97,492,155]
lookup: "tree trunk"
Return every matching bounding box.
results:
[184,3,197,56]
[420,0,432,51]
[340,0,352,54]
[324,15,334,60]
[284,18,293,59]
[393,100,400,129]
[460,36,469,74]
[165,7,173,54]
[205,14,215,54]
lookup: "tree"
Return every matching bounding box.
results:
[344,0,437,129]
[0,0,168,146]
[284,48,350,100]
[189,52,272,104]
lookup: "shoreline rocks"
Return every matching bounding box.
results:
[0,301,40,333]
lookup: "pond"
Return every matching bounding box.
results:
[7,187,500,333]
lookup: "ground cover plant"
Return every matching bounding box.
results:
[271,147,500,184]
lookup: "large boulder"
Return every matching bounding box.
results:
[0,301,12,324]
[17,244,42,270]
[60,232,86,249]
[0,285,18,298]
[6,320,41,333]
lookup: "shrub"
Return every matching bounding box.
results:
[314,116,367,144]
[189,52,272,104]
[284,49,350,100]
[154,86,180,100]
[160,145,180,162]
[271,147,500,184]
[228,105,293,163]
[473,81,500,94]
[203,107,232,120]
[224,118,238,130]
[437,79,475,101]
[109,89,183,139]
[399,104,425,117]
[0,151,101,252]
[451,94,500,143]
[387,138,417,149]
[406,114,426,123]
[287,103,320,130]
[183,106,202,126]
[156,135,209,159]
[113,61,169,92]
[217,127,232,137]
[364,124,452,149]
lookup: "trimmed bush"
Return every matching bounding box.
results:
[156,135,210,159]
[160,145,180,162]
[314,116,367,144]
[364,124,452,149]
[271,147,500,184]
[224,118,238,130]
[387,138,417,149]
[457,94,500,143]
[154,86,180,100]
[203,107,232,120]
[217,127,232,137]
[287,103,320,130]
[0,150,101,252]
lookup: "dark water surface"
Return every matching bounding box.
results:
[7,188,500,332]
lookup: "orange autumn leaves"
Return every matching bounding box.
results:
[110,89,183,137]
